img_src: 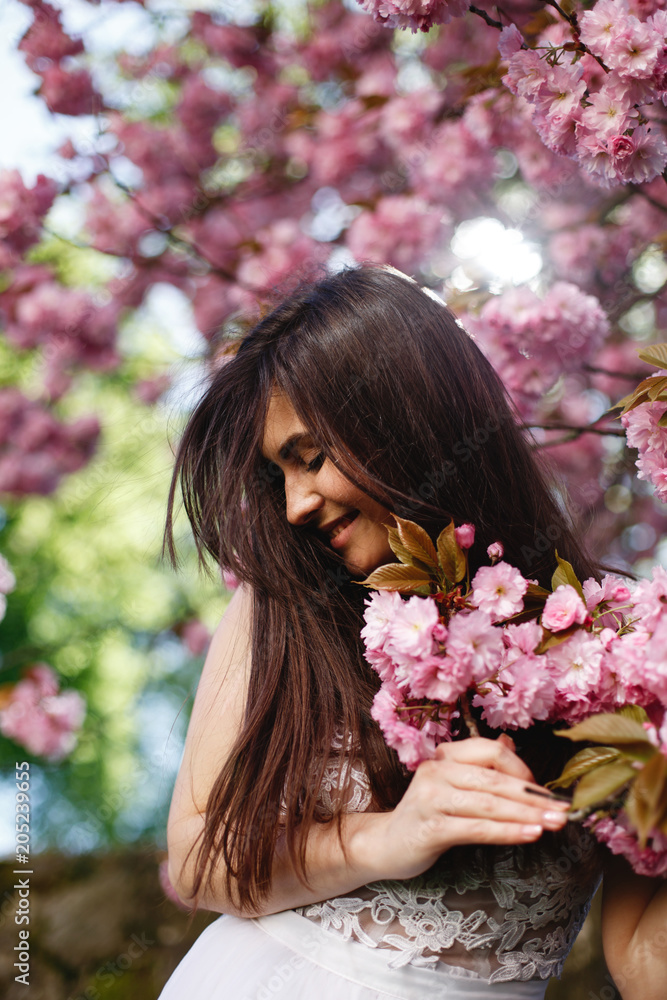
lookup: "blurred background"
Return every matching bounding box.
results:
[1,0,666,996]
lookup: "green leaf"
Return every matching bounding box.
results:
[548,746,622,790]
[551,551,585,601]
[357,562,433,593]
[436,521,466,584]
[392,515,439,572]
[572,760,637,810]
[637,343,667,371]
[660,411,667,428]
[525,582,551,599]
[554,713,653,745]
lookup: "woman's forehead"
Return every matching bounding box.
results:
[260,392,309,461]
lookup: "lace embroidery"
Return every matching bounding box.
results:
[292,742,602,983]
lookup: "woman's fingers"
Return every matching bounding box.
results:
[433,735,535,783]
[442,760,569,815]
[432,784,568,831]
[439,814,546,847]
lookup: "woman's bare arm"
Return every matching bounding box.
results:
[167,585,570,918]
[600,855,667,1000]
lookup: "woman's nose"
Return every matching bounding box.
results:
[284,476,324,526]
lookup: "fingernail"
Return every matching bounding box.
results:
[543,811,568,826]
[521,824,542,838]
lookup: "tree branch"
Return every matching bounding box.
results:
[469,5,504,30]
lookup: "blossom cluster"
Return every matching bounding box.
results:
[622,396,667,502]
[18,0,99,116]
[0,389,99,496]
[500,2,667,188]
[362,523,667,871]
[357,0,470,32]
[0,663,86,761]
[461,283,610,414]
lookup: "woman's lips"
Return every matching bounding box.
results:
[328,511,360,549]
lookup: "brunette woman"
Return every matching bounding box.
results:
[160,264,666,1000]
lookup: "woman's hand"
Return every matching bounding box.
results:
[369,734,571,882]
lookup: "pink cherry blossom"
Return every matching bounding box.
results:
[579,0,631,58]
[474,655,556,730]
[347,195,449,274]
[579,81,636,136]
[0,664,86,761]
[222,569,240,592]
[181,619,212,657]
[587,813,667,877]
[385,594,439,664]
[18,1,84,68]
[454,523,475,549]
[542,585,588,632]
[504,620,543,655]
[356,0,470,33]
[470,562,529,622]
[605,18,661,78]
[547,631,605,702]
[487,541,504,562]
[371,681,451,770]
[622,399,667,500]
[498,24,524,60]
[445,609,505,681]
[582,574,632,611]
[362,589,404,651]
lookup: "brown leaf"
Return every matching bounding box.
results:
[571,760,637,810]
[555,713,653,745]
[358,562,433,593]
[548,746,621,790]
[436,521,466,584]
[625,753,667,846]
[637,343,667,371]
[647,375,667,401]
[386,526,417,568]
[393,515,439,572]
[616,704,649,724]
[536,624,580,653]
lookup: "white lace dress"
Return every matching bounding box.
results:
[158,741,603,1000]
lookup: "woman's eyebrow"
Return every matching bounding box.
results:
[278,432,311,460]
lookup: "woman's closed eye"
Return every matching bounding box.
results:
[304,452,325,473]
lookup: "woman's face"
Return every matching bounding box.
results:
[261,392,396,577]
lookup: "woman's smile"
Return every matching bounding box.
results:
[261,393,395,576]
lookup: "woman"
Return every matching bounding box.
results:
[161,264,666,1000]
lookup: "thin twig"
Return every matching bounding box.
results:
[469,4,504,29]
[584,365,653,381]
[459,693,481,738]
[524,422,626,437]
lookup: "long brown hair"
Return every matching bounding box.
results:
[165,264,600,913]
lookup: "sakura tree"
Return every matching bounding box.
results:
[2,0,667,790]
